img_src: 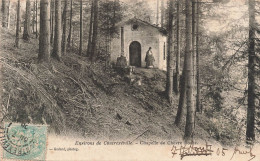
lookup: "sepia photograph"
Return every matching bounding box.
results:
[0,0,259,160]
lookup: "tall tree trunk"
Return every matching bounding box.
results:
[113,0,116,28]
[52,0,61,60]
[196,0,201,113]
[6,0,10,29]
[174,0,180,94]
[105,0,108,55]
[67,0,73,48]
[161,0,164,27]
[156,0,159,25]
[246,0,256,142]
[39,0,50,62]
[184,0,195,142]
[105,0,109,55]
[2,0,7,27]
[166,0,174,104]
[36,0,38,38]
[110,0,116,55]
[2,0,4,26]
[175,58,187,127]
[106,17,109,55]
[33,0,35,33]
[62,0,68,55]
[23,0,31,41]
[79,0,83,55]
[175,0,186,125]
[15,0,20,48]
[50,0,55,45]
[90,0,98,62]
[86,0,93,57]
[192,0,197,112]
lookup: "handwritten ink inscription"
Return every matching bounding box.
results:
[171,142,256,161]
[230,146,255,161]
[171,142,214,160]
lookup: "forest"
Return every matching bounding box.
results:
[0,0,259,148]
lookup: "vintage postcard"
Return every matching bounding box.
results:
[0,0,260,160]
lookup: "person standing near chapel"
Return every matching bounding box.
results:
[145,47,155,68]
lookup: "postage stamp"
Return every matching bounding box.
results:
[1,122,47,160]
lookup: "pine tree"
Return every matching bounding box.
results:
[156,0,159,25]
[2,0,8,27]
[36,0,38,38]
[62,0,68,55]
[192,0,197,109]
[174,0,181,94]
[166,0,174,104]
[52,0,62,60]
[6,0,10,29]
[175,60,187,127]
[196,0,201,113]
[15,0,20,48]
[90,0,98,61]
[184,0,195,142]
[67,0,73,48]
[23,0,31,41]
[50,0,55,45]
[38,0,50,62]
[86,0,93,57]
[79,0,83,55]
[175,0,187,125]
[33,0,36,33]
[246,0,256,142]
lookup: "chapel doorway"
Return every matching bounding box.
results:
[129,41,141,67]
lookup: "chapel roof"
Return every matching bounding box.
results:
[118,17,168,35]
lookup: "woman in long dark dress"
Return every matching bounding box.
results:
[145,47,155,68]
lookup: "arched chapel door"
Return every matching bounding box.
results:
[129,41,141,67]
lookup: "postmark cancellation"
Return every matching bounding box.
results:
[1,122,47,160]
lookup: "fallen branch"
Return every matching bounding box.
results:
[6,94,10,111]
[131,129,149,142]
[54,69,86,95]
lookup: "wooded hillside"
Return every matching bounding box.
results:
[0,0,259,146]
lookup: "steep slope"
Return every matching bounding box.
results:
[1,28,219,144]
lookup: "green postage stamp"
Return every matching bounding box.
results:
[1,122,47,160]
